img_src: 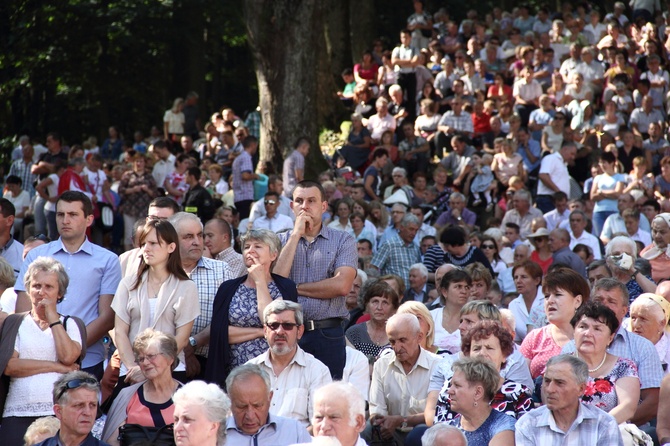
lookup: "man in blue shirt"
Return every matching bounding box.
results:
[15,191,122,380]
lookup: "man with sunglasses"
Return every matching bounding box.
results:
[35,371,108,446]
[247,300,331,429]
[252,191,293,232]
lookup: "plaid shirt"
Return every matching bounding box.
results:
[8,159,37,196]
[438,111,473,134]
[371,238,421,286]
[278,226,357,320]
[244,110,261,138]
[516,403,623,446]
[232,150,254,201]
[215,247,247,278]
[189,256,232,357]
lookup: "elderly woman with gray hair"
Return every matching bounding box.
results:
[640,213,670,283]
[606,235,656,304]
[628,293,670,374]
[172,380,231,446]
[204,229,297,388]
[0,257,82,445]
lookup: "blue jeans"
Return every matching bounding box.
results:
[299,326,346,379]
[535,195,555,214]
[592,210,616,238]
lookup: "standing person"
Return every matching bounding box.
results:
[150,141,176,192]
[549,228,587,278]
[8,143,37,198]
[536,143,577,213]
[182,167,216,224]
[232,136,259,220]
[14,191,122,380]
[0,199,24,277]
[392,29,419,121]
[363,149,388,201]
[118,153,158,251]
[203,218,246,277]
[163,98,185,149]
[31,133,68,236]
[590,152,625,237]
[371,214,421,286]
[282,138,309,199]
[274,180,357,379]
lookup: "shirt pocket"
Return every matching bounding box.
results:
[279,388,309,420]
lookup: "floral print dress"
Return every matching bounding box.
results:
[580,357,639,412]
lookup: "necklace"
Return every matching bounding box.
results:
[148,276,168,299]
[577,352,608,373]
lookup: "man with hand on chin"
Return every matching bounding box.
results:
[275,180,357,380]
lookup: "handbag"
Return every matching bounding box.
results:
[368,424,399,446]
[118,423,175,446]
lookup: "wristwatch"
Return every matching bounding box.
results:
[188,336,197,348]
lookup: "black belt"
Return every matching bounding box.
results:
[304,317,343,332]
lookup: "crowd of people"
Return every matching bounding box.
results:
[6,0,670,445]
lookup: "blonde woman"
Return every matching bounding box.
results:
[398,301,439,354]
[163,98,185,146]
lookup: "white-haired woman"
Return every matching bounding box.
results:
[204,229,297,388]
[606,235,656,304]
[0,257,82,445]
[629,293,670,374]
[164,98,185,146]
[640,213,670,283]
[172,380,230,446]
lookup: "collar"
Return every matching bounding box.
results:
[265,345,306,368]
[56,237,92,255]
[392,347,432,374]
[539,402,597,432]
[226,415,277,436]
[0,237,14,253]
[194,256,213,271]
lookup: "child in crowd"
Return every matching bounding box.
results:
[470,152,495,210]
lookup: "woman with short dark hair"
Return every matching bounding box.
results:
[430,270,473,354]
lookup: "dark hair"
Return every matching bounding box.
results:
[504,222,520,234]
[5,175,21,186]
[0,199,16,218]
[47,132,62,144]
[341,68,353,77]
[570,301,619,335]
[461,320,515,363]
[573,243,592,259]
[187,166,201,181]
[512,260,543,281]
[132,219,189,290]
[553,191,568,202]
[362,280,400,310]
[150,197,180,214]
[357,238,373,251]
[543,267,590,306]
[643,199,661,212]
[293,180,326,202]
[440,269,472,290]
[600,151,617,164]
[57,191,94,217]
[264,190,279,200]
[479,235,501,262]
[372,148,389,159]
[243,136,258,149]
[440,226,466,246]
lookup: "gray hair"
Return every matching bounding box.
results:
[262,300,304,326]
[314,381,366,428]
[450,192,466,203]
[570,209,587,221]
[0,257,15,289]
[69,157,86,167]
[168,211,203,232]
[409,263,428,278]
[351,112,363,122]
[630,295,666,324]
[605,235,638,258]
[25,257,69,299]
[593,277,630,307]
[239,229,282,268]
[546,354,589,385]
[172,381,230,445]
[387,313,420,334]
[375,97,389,107]
[226,364,271,395]
[422,424,468,446]
[52,371,100,405]
[132,328,179,371]
[400,214,420,227]
[388,85,403,96]
[392,167,407,177]
[514,189,531,203]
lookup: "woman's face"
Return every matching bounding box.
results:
[434,170,447,185]
[109,127,118,138]
[470,280,489,300]
[174,402,220,446]
[351,216,364,231]
[469,334,506,371]
[544,287,582,324]
[371,208,382,220]
[630,304,665,344]
[142,228,176,267]
[514,267,540,297]
[445,281,471,307]
[353,203,364,215]
[480,240,497,260]
[135,341,172,380]
[133,157,146,172]
[367,295,395,323]
[29,271,61,313]
[652,219,670,249]
[346,276,363,309]
[447,370,478,413]
[243,239,277,268]
[337,203,351,219]
[208,169,221,182]
[381,132,393,145]
[574,315,614,356]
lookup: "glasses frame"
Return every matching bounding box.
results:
[266,322,300,331]
[56,378,98,402]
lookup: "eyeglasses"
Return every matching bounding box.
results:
[135,353,162,365]
[481,244,496,249]
[56,378,98,402]
[264,200,277,205]
[266,322,300,331]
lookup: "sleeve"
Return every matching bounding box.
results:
[371,243,389,270]
[14,247,40,292]
[242,154,253,173]
[163,110,171,122]
[345,348,371,401]
[428,359,453,392]
[636,338,663,389]
[333,232,359,271]
[519,329,536,360]
[369,361,388,416]
[513,384,535,419]
[538,156,552,175]
[423,245,440,273]
[307,362,333,423]
[64,315,83,346]
[173,280,201,328]
[295,153,305,170]
[101,253,122,295]
[514,415,535,445]
[110,279,132,325]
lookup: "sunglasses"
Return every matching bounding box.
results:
[264,200,277,205]
[266,322,300,331]
[481,244,496,249]
[56,378,98,402]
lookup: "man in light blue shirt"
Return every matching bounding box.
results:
[15,191,121,379]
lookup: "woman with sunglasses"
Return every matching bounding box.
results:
[204,229,297,388]
[480,235,506,277]
[102,329,182,445]
[0,257,82,445]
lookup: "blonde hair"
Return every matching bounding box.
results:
[24,416,60,446]
[397,301,435,348]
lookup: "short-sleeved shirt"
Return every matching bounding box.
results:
[520,325,563,378]
[537,151,570,196]
[278,225,357,320]
[282,150,305,198]
[448,408,516,444]
[363,165,381,200]
[232,150,254,202]
[371,238,421,286]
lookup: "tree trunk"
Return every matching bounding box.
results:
[244,0,327,178]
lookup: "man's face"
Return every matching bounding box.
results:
[391,206,406,225]
[642,205,658,223]
[204,220,228,257]
[387,324,421,363]
[448,197,465,212]
[181,137,193,150]
[177,220,204,264]
[229,375,272,435]
[420,237,435,254]
[264,195,280,217]
[392,171,405,186]
[561,146,577,164]
[569,213,587,235]
[548,232,566,251]
[517,130,529,145]
[54,388,99,439]
[555,198,568,214]
[624,216,639,235]
[291,186,326,225]
[410,208,424,225]
[264,310,303,356]
[312,392,364,445]
[408,269,427,291]
[543,362,585,414]
[513,245,530,263]
[504,227,519,243]
[349,187,364,201]
[400,31,412,46]
[512,196,530,214]
[357,241,372,257]
[56,200,93,242]
[593,287,627,323]
[399,223,419,244]
[270,180,285,196]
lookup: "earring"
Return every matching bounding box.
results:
[473,401,478,407]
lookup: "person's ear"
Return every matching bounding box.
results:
[574,294,583,310]
[167,242,176,254]
[297,324,305,340]
[86,213,94,228]
[53,403,63,420]
[354,414,366,433]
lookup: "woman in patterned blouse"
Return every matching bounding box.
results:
[118,152,158,251]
